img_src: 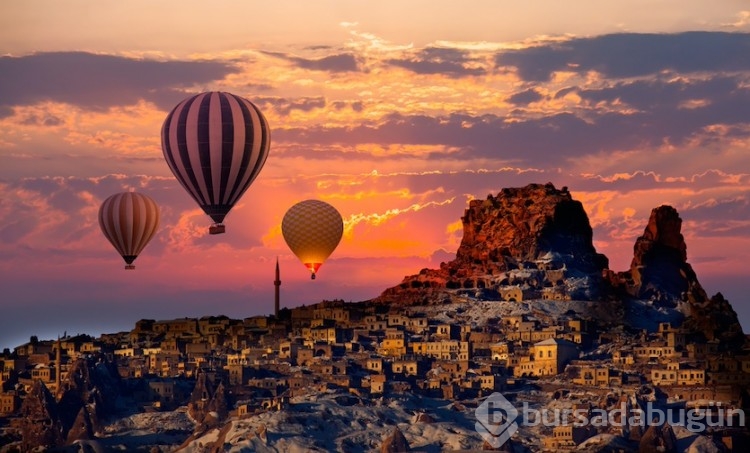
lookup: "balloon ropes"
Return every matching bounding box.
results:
[161,91,271,234]
[98,191,160,270]
[282,200,344,280]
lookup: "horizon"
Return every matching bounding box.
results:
[1,1,749,350]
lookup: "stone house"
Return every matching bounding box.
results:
[515,338,579,377]
[573,365,611,387]
[378,329,407,357]
[0,392,20,414]
[410,340,469,361]
[541,425,597,450]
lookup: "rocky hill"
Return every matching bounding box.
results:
[374,182,744,345]
[376,183,609,305]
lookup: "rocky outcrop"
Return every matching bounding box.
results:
[381,426,410,453]
[683,292,745,347]
[205,381,230,422]
[65,406,95,444]
[638,422,678,453]
[188,372,231,429]
[610,205,745,347]
[57,356,120,438]
[19,380,65,450]
[376,183,608,305]
[611,205,698,305]
[18,355,122,450]
[482,438,516,451]
[187,371,215,423]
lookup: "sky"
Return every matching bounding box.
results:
[1,1,750,349]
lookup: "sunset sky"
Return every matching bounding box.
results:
[2,1,750,349]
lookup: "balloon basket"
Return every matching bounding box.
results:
[209,224,226,235]
[125,265,135,270]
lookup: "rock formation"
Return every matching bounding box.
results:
[482,438,516,451]
[188,372,231,428]
[57,356,120,438]
[187,371,215,423]
[18,355,122,450]
[612,205,699,305]
[205,381,231,422]
[682,291,745,347]
[65,406,95,444]
[610,205,745,347]
[380,426,410,453]
[19,380,65,450]
[376,183,609,305]
[373,183,744,346]
[638,422,678,453]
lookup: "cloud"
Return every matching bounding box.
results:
[258,96,327,116]
[508,88,545,105]
[723,11,750,28]
[385,47,486,77]
[262,51,361,72]
[344,198,456,236]
[496,32,750,81]
[0,51,238,113]
[273,111,648,165]
[682,195,750,230]
[274,68,750,165]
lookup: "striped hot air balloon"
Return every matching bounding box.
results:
[98,192,160,270]
[161,91,271,234]
[282,200,344,280]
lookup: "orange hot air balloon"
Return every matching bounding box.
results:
[98,192,160,269]
[161,91,271,235]
[282,199,343,280]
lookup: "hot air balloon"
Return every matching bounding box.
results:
[98,191,160,270]
[282,200,343,280]
[161,91,271,234]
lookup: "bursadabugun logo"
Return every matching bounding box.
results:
[475,391,745,447]
[475,392,519,448]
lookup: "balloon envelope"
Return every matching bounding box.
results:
[98,192,160,269]
[161,91,271,234]
[282,200,343,279]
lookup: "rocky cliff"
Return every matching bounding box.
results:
[376,183,609,305]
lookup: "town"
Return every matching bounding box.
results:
[1,292,748,451]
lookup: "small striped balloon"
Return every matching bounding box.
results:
[161,91,271,234]
[282,200,344,279]
[98,192,160,269]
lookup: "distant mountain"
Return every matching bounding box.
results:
[372,182,744,345]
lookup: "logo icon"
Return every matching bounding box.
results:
[475,392,519,448]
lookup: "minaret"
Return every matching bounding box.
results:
[274,257,281,317]
[55,336,61,397]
